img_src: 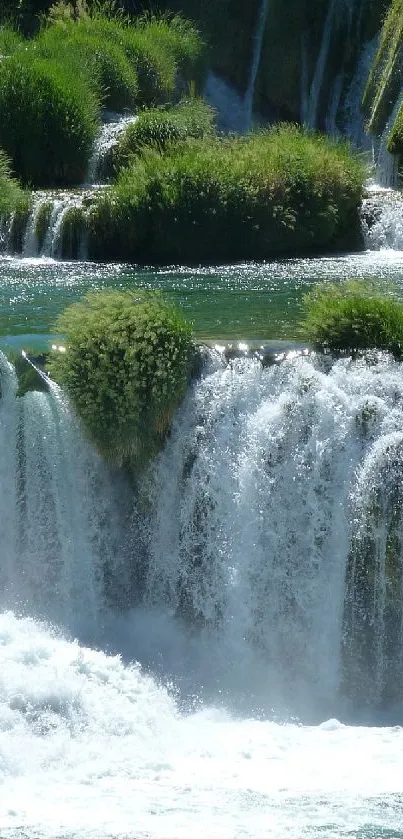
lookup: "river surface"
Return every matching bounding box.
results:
[1,249,403,346]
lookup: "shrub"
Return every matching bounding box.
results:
[35,22,139,111]
[48,290,195,466]
[301,280,403,355]
[0,54,99,186]
[109,98,215,175]
[88,125,365,263]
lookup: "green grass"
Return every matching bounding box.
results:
[88,125,365,264]
[35,22,139,111]
[107,98,215,177]
[0,24,23,55]
[301,280,403,355]
[48,289,195,466]
[0,53,99,186]
[135,14,207,93]
[0,149,26,216]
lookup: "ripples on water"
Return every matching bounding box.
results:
[2,250,403,342]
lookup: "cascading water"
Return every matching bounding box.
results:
[361,187,403,249]
[1,349,403,836]
[86,112,137,185]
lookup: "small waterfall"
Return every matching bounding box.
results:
[361,188,403,249]
[86,112,137,185]
[343,36,378,148]
[242,0,269,131]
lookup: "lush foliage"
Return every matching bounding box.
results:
[301,280,403,355]
[48,290,194,465]
[108,98,215,176]
[88,125,365,263]
[0,25,23,54]
[35,22,139,111]
[0,54,98,186]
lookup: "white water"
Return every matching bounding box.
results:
[362,188,403,249]
[86,112,137,185]
[2,350,403,836]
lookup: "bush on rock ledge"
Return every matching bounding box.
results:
[87,125,365,264]
[48,290,195,467]
[301,281,403,355]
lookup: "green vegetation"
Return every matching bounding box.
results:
[0,149,26,216]
[362,0,403,138]
[48,290,195,466]
[301,280,403,355]
[88,125,365,264]
[0,25,23,55]
[35,22,139,112]
[108,98,215,177]
[0,54,99,186]
[0,10,206,186]
[387,100,403,154]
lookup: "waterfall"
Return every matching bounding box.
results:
[0,356,130,637]
[3,349,403,715]
[86,112,138,185]
[242,0,269,131]
[302,0,339,128]
[343,36,378,148]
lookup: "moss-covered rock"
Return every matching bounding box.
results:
[362,0,403,139]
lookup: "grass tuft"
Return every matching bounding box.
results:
[301,280,403,355]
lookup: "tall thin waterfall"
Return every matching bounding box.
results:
[302,0,339,128]
[0,355,130,638]
[2,350,403,714]
[242,0,269,131]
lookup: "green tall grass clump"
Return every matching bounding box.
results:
[88,125,365,263]
[0,25,23,55]
[0,54,98,186]
[109,98,215,176]
[0,149,26,216]
[48,290,194,466]
[35,21,139,112]
[302,281,403,355]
